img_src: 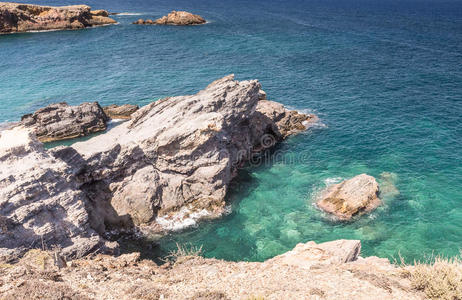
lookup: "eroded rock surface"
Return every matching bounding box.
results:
[0,127,116,261]
[0,2,116,34]
[19,102,108,143]
[71,75,316,233]
[317,174,382,220]
[103,104,139,120]
[133,10,206,26]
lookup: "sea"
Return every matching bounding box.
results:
[1,0,462,263]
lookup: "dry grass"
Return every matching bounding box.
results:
[165,243,203,264]
[402,254,462,300]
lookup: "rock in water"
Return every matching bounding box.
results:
[0,127,116,261]
[71,75,315,232]
[19,102,108,143]
[150,10,206,25]
[133,11,206,26]
[0,2,116,34]
[103,104,139,119]
[317,174,382,220]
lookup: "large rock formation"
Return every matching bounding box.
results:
[0,75,316,259]
[19,102,108,143]
[0,2,116,34]
[317,174,382,220]
[133,10,206,26]
[103,104,139,120]
[0,240,420,299]
[70,75,316,233]
[0,127,116,262]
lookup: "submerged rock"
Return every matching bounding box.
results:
[0,127,116,261]
[317,174,382,220]
[0,2,116,34]
[103,104,139,119]
[19,102,108,143]
[134,11,206,26]
[379,171,400,198]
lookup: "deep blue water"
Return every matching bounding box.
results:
[1,0,462,262]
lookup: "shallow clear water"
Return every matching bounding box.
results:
[1,0,462,262]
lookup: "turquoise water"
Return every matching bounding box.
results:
[1,0,462,262]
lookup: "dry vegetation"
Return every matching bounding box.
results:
[3,244,462,299]
[402,253,462,300]
[164,243,203,264]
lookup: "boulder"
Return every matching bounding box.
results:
[0,127,115,261]
[0,3,116,34]
[154,10,206,25]
[316,174,382,220]
[103,104,139,119]
[267,240,361,269]
[255,100,317,139]
[19,102,109,143]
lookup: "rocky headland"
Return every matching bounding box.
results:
[133,10,206,26]
[0,75,316,261]
[0,2,116,34]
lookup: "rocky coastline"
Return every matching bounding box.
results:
[0,75,317,261]
[0,76,456,299]
[0,2,116,34]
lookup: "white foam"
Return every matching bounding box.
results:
[156,206,213,231]
[114,12,145,16]
[323,177,343,186]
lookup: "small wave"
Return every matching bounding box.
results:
[323,177,343,186]
[26,29,61,33]
[114,12,145,16]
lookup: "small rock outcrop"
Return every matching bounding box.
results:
[103,104,139,119]
[0,2,116,34]
[19,102,108,143]
[0,127,116,261]
[267,239,362,269]
[133,11,206,26]
[317,174,382,220]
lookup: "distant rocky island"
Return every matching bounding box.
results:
[133,10,206,26]
[0,2,116,34]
